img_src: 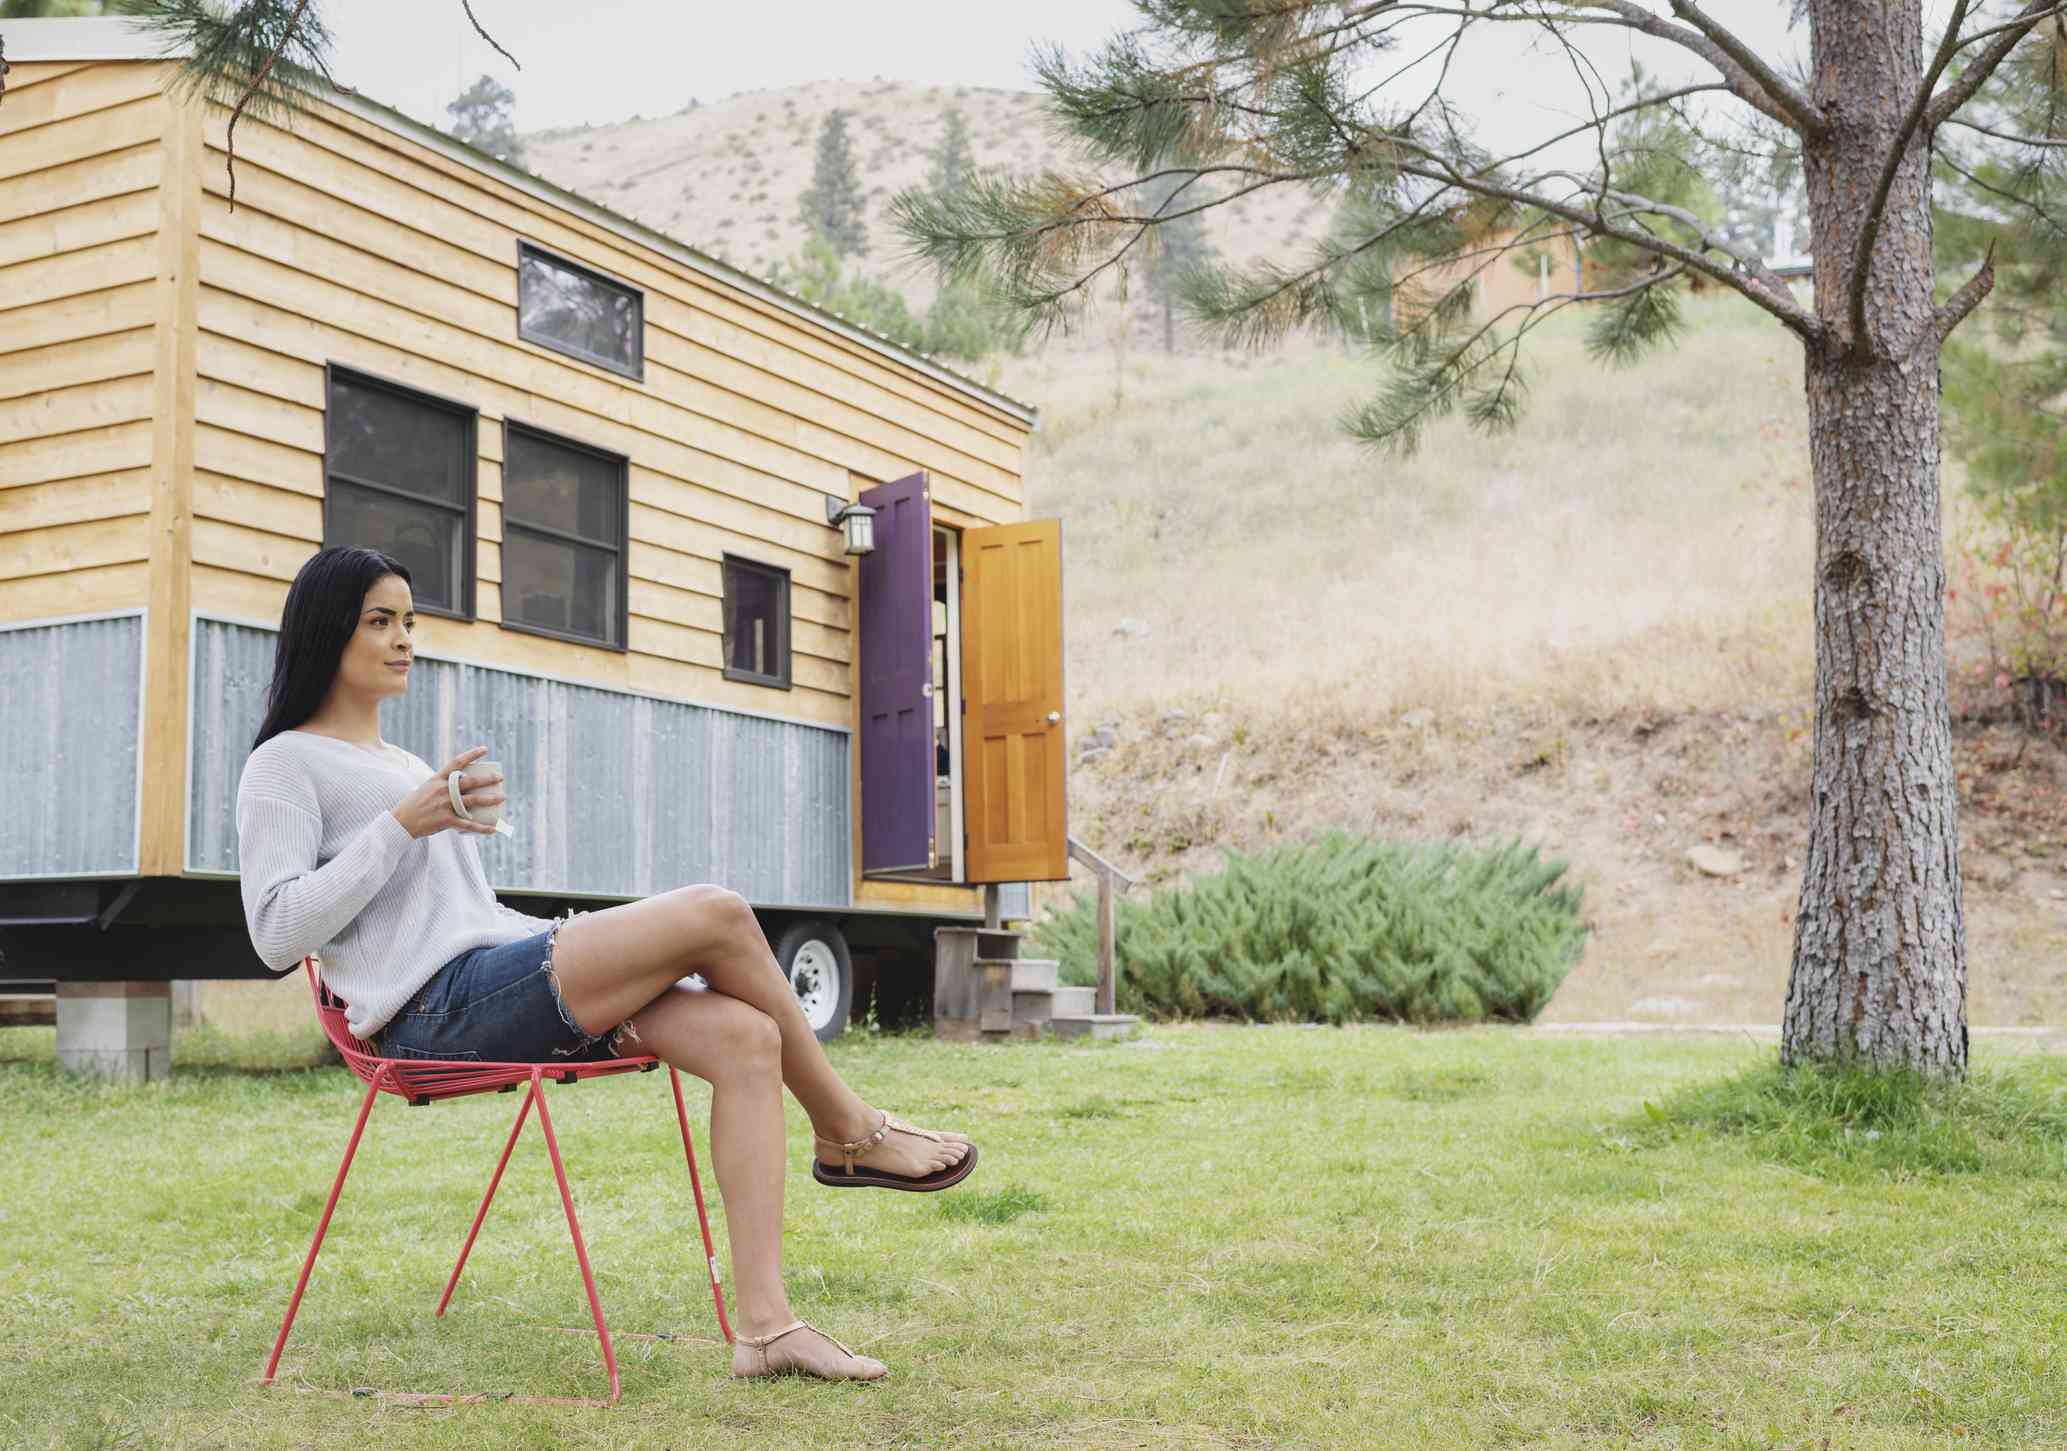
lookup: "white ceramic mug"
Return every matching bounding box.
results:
[448,760,514,837]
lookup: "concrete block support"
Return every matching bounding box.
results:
[57,982,172,1083]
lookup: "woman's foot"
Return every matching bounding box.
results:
[812,1109,976,1190]
[730,1320,887,1381]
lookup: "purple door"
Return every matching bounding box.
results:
[858,472,933,874]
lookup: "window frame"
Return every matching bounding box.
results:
[322,363,478,622]
[720,554,793,691]
[497,419,632,653]
[515,240,647,382]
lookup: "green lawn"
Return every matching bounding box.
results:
[3,1022,2063,1450]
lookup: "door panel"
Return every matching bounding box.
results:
[857,472,933,874]
[961,518,1067,882]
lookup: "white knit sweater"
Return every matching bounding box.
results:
[235,729,555,1039]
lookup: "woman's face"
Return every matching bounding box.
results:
[335,573,417,702]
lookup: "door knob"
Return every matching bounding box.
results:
[1046,711,1061,724]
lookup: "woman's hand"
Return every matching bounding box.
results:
[391,745,503,840]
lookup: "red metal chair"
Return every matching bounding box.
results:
[262,957,732,1405]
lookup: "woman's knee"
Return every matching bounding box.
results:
[674,883,758,943]
[714,998,783,1078]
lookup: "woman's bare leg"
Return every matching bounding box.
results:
[618,985,885,1380]
[547,885,968,1180]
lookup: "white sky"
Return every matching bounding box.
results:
[321,3,1966,163]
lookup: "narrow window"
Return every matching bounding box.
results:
[517,241,644,380]
[324,367,476,618]
[722,556,791,689]
[500,423,629,650]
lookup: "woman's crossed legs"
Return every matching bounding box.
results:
[544,884,971,1379]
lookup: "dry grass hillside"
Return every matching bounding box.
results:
[996,296,2067,1029]
[520,80,1336,320]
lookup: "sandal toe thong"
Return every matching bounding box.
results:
[811,1112,978,1192]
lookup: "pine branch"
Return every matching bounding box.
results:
[1932,238,1998,350]
[126,0,518,211]
[1846,0,1973,356]
[1947,116,2067,149]
[460,0,518,70]
[1927,0,2067,129]
[1567,0,1824,135]
[223,0,311,211]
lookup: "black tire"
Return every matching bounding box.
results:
[774,919,851,1042]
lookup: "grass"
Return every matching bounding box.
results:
[4,1023,2065,1448]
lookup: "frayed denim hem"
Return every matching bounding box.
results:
[541,907,639,1057]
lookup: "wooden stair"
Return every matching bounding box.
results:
[932,925,1139,1043]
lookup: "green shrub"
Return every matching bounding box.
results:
[1030,832,1586,1024]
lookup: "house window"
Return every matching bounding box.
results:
[499,423,628,650]
[517,242,644,380]
[722,556,791,689]
[325,367,476,618]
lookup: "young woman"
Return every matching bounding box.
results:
[236,545,976,1383]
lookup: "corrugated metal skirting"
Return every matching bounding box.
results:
[0,614,144,879]
[188,618,852,907]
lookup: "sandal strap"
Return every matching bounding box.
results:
[813,1111,944,1176]
[736,1320,807,1350]
[736,1319,856,1358]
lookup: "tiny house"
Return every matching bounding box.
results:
[0,18,1071,1071]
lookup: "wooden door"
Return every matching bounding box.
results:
[857,472,934,874]
[960,519,1067,882]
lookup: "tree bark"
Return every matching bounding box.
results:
[1784,2,1968,1073]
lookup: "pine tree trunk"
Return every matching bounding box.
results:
[1784,3,1968,1073]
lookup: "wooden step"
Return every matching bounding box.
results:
[1049,985,1096,1018]
[1048,1013,1140,1042]
[1011,989,1055,1025]
[936,926,1024,961]
[1008,959,1058,992]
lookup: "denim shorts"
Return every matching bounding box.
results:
[377,918,620,1064]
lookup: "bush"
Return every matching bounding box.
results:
[1029,832,1587,1024]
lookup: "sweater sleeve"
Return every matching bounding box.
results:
[236,760,415,972]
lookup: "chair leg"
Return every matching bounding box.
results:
[437,1079,537,1316]
[262,1069,385,1386]
[531,1069,620,1405]
[668,1067,733,1345]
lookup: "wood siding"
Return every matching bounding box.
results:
[180,86,1030,728]
[3,60,1036,914]
[0,62,167,623]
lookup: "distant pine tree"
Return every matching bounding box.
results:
[928,108,973,200]
[446,73,522,166]
[1142,172,1213,353]
[799,109,868,259]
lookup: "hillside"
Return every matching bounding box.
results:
[520,79,1336,323]
[994,296,2067,1028]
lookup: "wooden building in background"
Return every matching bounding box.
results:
[0,18,1081,1070]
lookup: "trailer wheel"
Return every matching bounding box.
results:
[774,920,851,1042]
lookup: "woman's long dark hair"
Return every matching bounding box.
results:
[252,546,413,752]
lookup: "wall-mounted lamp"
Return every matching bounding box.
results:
[825,495,877,556]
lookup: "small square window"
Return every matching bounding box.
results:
[722,556,791,689]
[517,242,644,380]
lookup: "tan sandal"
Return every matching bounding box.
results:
[730,1319,887,1380]
[811,1111,978,1192]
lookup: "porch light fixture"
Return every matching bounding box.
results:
[824,495,877,556]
